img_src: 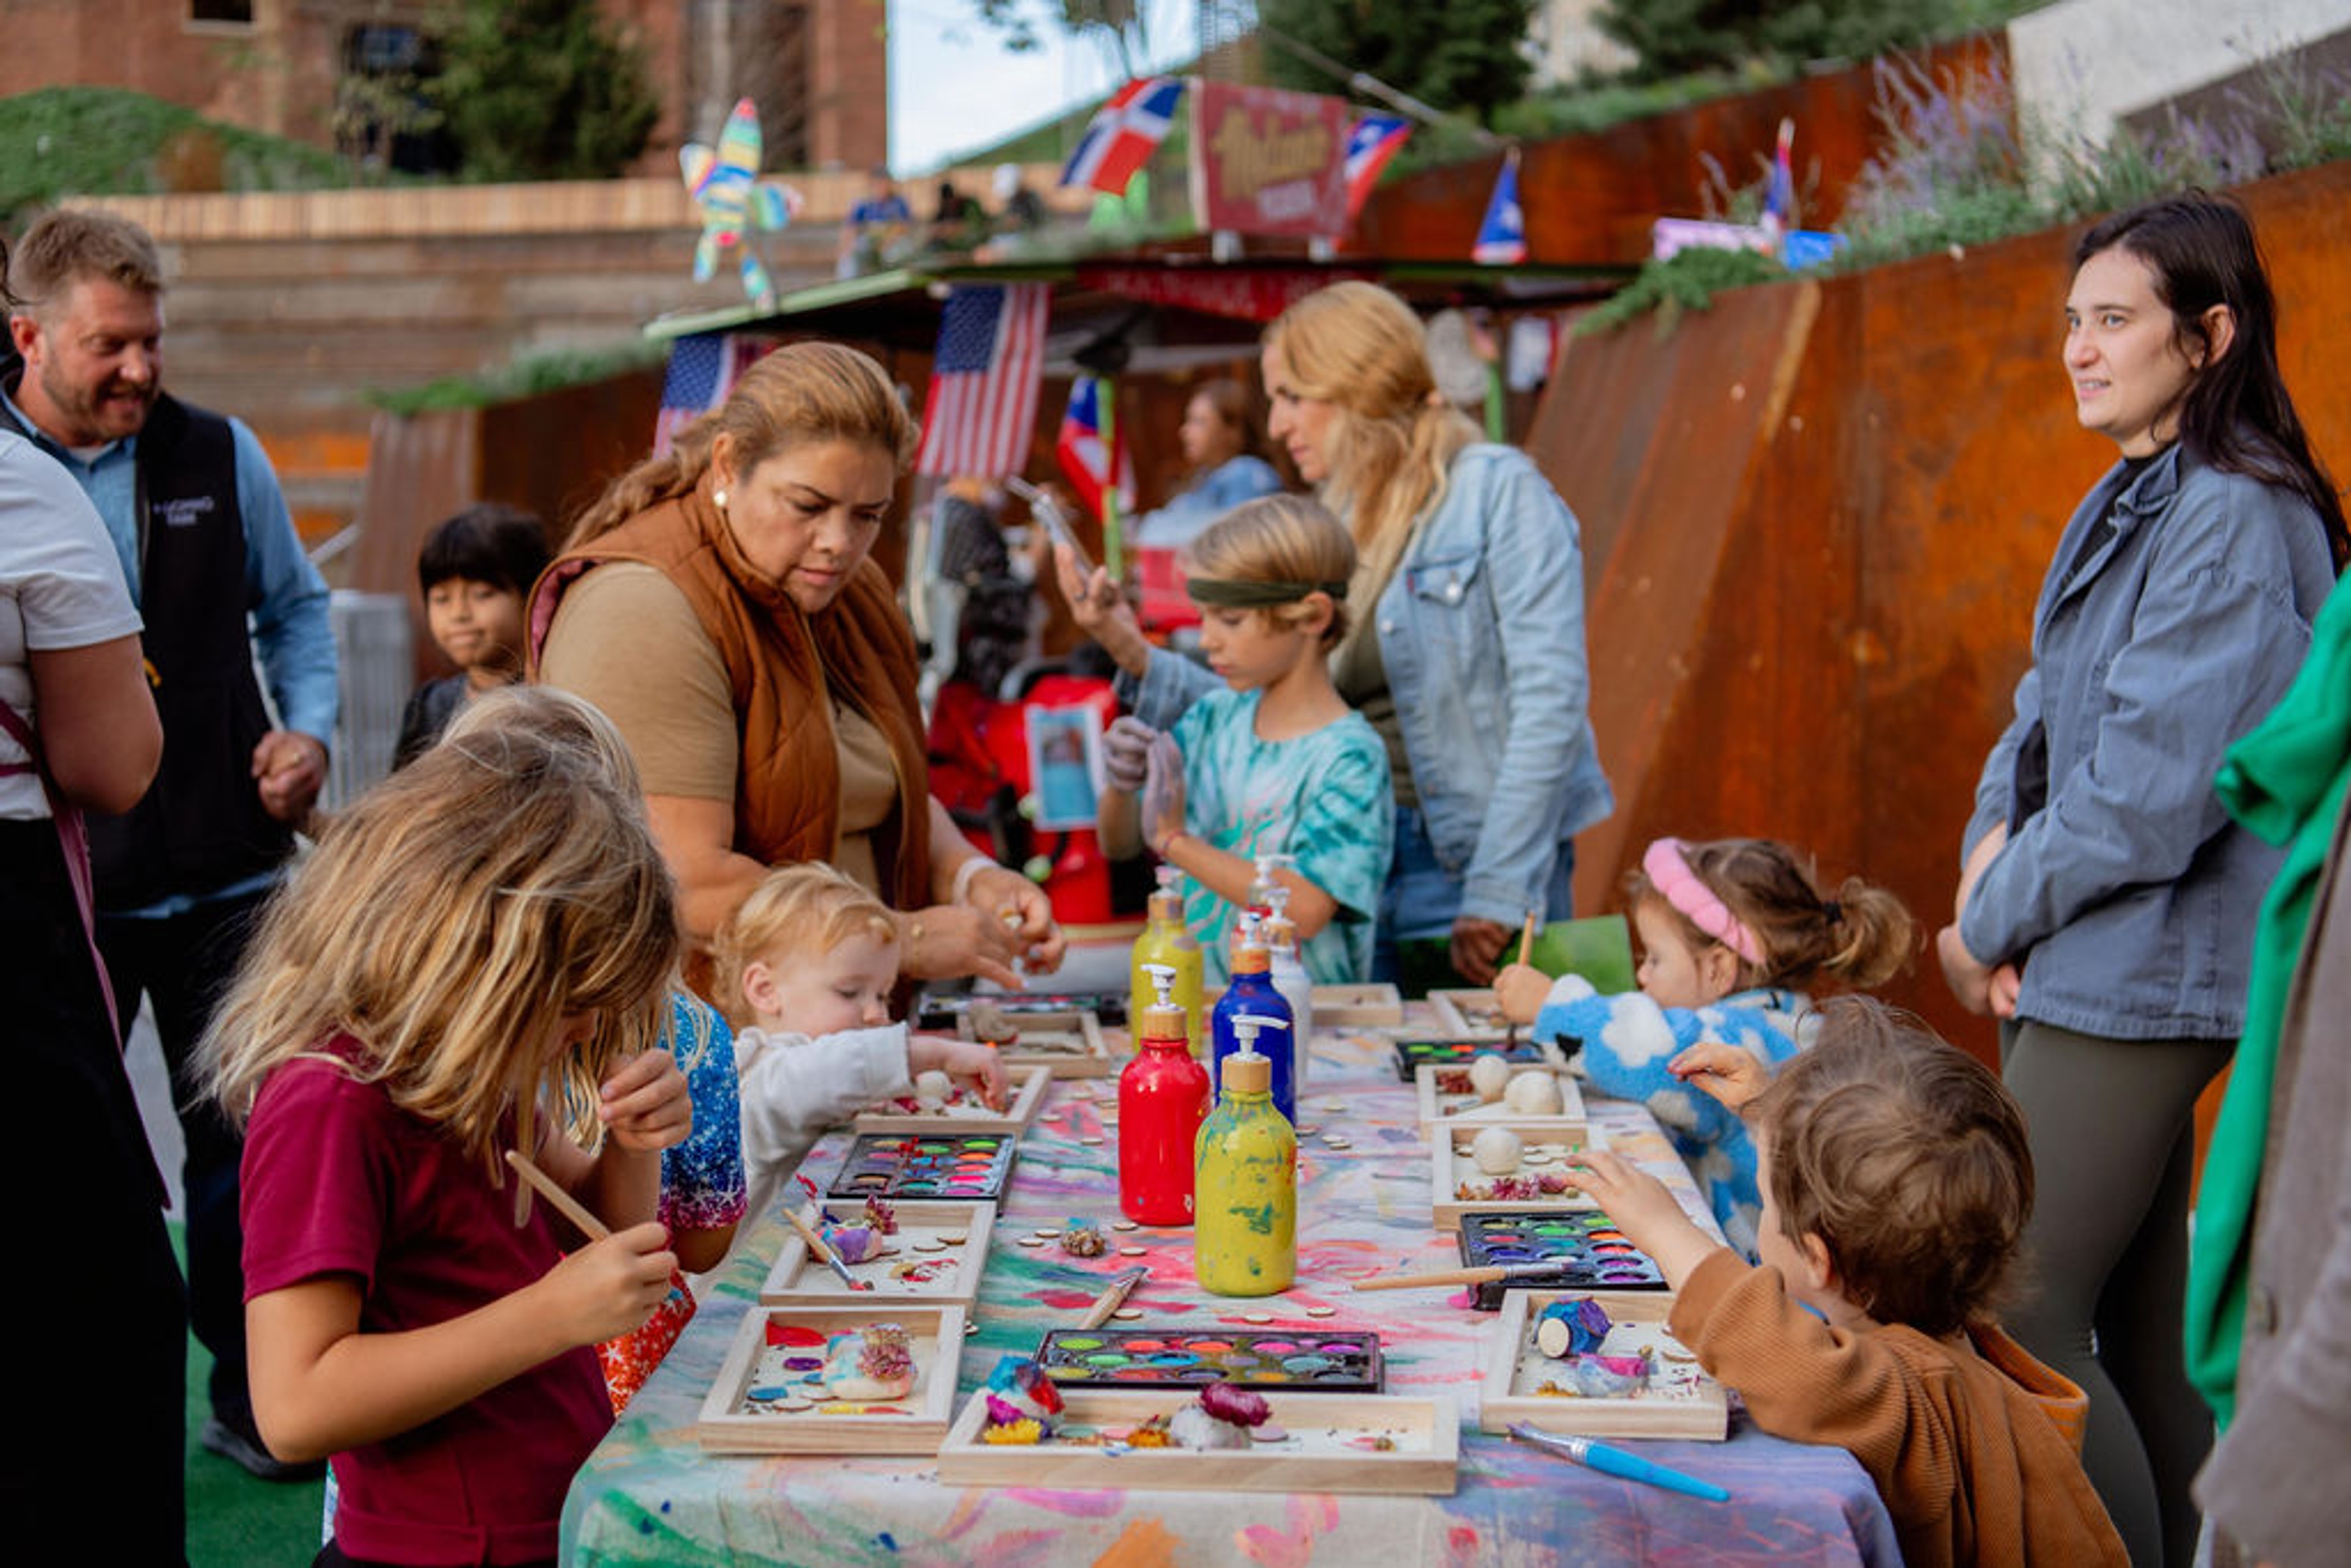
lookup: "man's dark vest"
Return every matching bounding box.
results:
[0,363,293,907]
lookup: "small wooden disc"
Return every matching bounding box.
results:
[1110,1220,1139,1232]
[1119,1245,1146,1256]
[1305,1306,1337,1318]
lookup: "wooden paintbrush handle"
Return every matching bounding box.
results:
[1516,913,1539,969]
[1350,1266,1505,1292]
[503,1149,611,1242]
[783,1203,841,1267]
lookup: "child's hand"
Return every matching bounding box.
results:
[1102,716,1157,794]
[598,1049,692,1152]
[539,1220,678,1345]
[1142,732,1185,853]
[1670,1040,1771,1112]
[909,1032,1009,1111]
[1565,1148,1717,1287]
[1493,962,1551,1025]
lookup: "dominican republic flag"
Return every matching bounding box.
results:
[1060,76,1186,197]
[915,283,1051,478]
[1472,154,1526,265]
[653,331,773,454]
[1343,113,1413,220]
[1764,116,1796,227]
[1055,375,1134,520]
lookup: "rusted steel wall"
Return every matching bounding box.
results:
[1356,34,2007,269]
[1539,160,2351,1057]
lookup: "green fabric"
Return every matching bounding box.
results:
[2188,575,2351,1429]
[1183,576,1348,608]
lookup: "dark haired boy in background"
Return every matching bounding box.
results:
[394,503,550,768]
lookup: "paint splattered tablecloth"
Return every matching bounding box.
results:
[563,1018,1902,1567]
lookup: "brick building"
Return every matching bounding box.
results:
[0,0,890,174]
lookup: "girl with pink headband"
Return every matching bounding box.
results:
[1494,836,1913,1256]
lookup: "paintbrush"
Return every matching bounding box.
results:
[1509,1423,1730,1502]
[1349,1261,1589,1292]
[785,1202,875,1292]
[1506,911,1539,1046]
[504,1149,611,1242]
[1077,1265,1150,1329]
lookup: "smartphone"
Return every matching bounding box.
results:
[1005,476,1095,580]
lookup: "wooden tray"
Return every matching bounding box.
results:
[1430,1122,1605,1231]
[1428,989,1513,1040]
[1414,1063,1587,1138]
[852,1065,1051,1135]
[698,1303,966,1454]
[759,1200,996,1307]
[1479,1290,1727,1439]
[1312,982,1403,1027]
[1390,1035,1564,1082]
[936,1389,1459,1494]
[960,1008,1117,1078]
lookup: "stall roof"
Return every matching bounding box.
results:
[643,254,1629,370]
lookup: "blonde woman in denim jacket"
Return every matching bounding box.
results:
[1938,193,2345,1568]
[1062,282,1611,985]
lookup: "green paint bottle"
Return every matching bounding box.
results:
[1194,1019,1296,1297]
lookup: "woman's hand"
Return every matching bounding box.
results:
[959,860,1066,976]
[1493,962,1551,1026]
[1449,916,1512,986]
[1937,923,2021,1017]
[1053,542,1152,677]
[597,1050,693,1152]
[903,902,1028,990]
[909,1033,1010,1110]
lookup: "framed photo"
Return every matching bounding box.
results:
[1025,704,1105,830]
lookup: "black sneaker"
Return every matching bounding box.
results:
[200,1414,326,1482]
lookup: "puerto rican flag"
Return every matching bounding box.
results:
[1342,113,1413,220]
[1060,77,1187,197]
[1054,375,1134,521]
[915,283,1050,478]
[1472,153,1527,266]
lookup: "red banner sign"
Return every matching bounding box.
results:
[1188,81,1350,238]
[1074,263,1371,323]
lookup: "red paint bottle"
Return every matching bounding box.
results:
[1119,964,1212,1226]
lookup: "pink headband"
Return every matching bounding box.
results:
[1642,838,1762,966]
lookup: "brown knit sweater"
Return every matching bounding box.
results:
[1668,1248,2126,1567]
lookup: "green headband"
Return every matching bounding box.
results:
[1184,576,1348,608]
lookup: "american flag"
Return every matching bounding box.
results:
[653,331,772,454]
[914,283,1049,478]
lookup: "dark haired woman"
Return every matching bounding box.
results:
[1939,190,2343,1566]
[1130,379,1284,553]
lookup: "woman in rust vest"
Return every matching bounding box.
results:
[531,340,1060,990]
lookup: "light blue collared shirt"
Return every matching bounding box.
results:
[4,386,339,913]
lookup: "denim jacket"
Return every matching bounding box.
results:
[1962,442,2334,1040]
[1124,444,1612,926]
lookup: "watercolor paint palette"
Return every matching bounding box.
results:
[915,989,1129,1029]
[936,1390,1460,1495]
[825,1133,1018,1202]
[1390,1035,1562,1082]
[759,1199,997,1307]
[1455,1212,1667,1308]
[1430,1123,1605,1231]
[1428,988,1515,1040]
[697,1303,965,1454]
[1477,1290,1727,1440]
[1032,1328,1384,1392]
[851,1064,1051,1136]
[1414,1062,1588,1138]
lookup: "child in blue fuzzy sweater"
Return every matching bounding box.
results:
[1496,836,1914,1256]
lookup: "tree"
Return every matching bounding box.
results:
[968,0,1157,81]
[430,0,661,181]
[1594,0,2000,82]
[1257,0,1537,126]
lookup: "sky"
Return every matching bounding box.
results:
[887,0,1209,173]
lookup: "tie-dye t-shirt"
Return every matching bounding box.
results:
[1172,687,1393,985]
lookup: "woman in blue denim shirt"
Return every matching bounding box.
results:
[1064,282,1611,985]
[1937,193,2345,1567]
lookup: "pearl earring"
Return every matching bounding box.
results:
[713,487,729,509]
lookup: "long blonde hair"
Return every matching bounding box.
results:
[568,340,918,547]
[1263,281,1477,595]
[201,705,680,1171]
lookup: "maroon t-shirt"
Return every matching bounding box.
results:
[241,1040,612,1566]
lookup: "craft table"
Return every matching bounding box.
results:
[563,1014,1902,1566]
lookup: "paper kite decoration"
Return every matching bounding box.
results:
[680,97,803,309]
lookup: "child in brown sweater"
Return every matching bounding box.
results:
[1569,997,2125,1568]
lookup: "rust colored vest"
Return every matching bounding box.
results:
[529,481,932,918]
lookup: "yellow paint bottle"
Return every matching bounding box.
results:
[1193,1023,1295,1298]
[1130,865,1205,1057]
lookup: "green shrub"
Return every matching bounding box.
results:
[0,87,350,220]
